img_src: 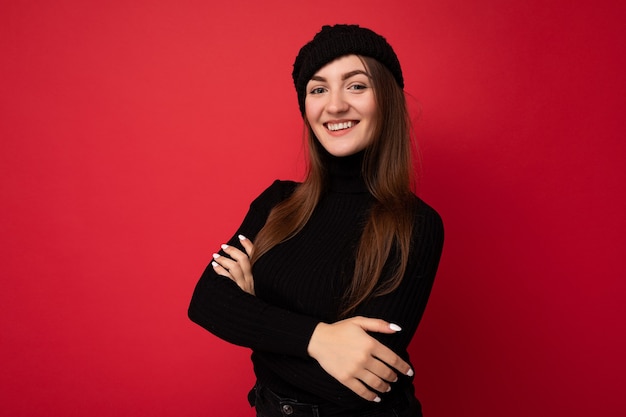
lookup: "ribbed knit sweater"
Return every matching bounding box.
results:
[188,151,444,415]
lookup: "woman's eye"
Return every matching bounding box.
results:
[309,87,326,95]
[349,84,367,91]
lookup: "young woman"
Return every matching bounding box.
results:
[189,24,444,417]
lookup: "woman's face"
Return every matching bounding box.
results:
[305,55,377,157]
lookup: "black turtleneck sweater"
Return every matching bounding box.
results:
[188,152,444,415]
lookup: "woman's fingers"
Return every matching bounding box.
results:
[211,260,231,278]
[350,316,403,335]
[212,241,255,295]
[356,367,392,395]
[212,252,253,294]
[364,356,399,384]
[345,378,382,402]
[238,234,254,257]
[351,317,414,377]
[307,318,411,401]
[226,243,253,278]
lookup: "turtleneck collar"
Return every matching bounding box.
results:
[323,149,369,194]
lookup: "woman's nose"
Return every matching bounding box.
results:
[326,91,349,113]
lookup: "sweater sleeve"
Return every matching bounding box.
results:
[187,180,321,358]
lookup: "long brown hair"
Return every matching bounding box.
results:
[251,56,416,317]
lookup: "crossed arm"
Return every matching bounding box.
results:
[210,235,413,403]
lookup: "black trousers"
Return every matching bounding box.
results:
[251,384,423,417]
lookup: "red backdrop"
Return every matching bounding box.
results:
[1,1,624,416]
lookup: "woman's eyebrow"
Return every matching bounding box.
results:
[342,70,369,80]
[309,70,370,82]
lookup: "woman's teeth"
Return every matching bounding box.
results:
[327,121,354,131]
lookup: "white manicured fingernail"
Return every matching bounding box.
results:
[407,368,414,377]
[212,253,220,259]
[374,396,381,403]
[386,386,392,392]
[221,244,229,250]
[389,323,402,331]
[238,234,247,240]
[211,261,218,267]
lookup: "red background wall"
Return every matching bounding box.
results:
[1,1,624,416]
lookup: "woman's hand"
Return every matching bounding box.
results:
[212,235,255,295]
[307,317,413,402]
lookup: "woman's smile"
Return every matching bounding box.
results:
[325,120,359,132]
